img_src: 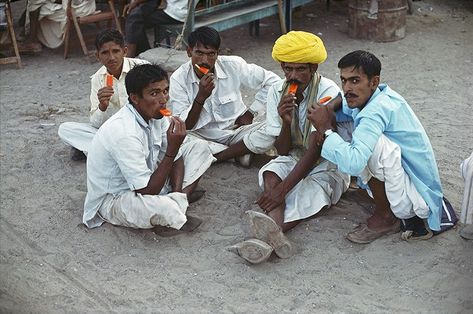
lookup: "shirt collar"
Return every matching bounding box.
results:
[126,103,149,129]
[95,57,131,78]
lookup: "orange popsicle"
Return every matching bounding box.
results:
[288,83,298,94]
[159,108,172,116]
[194,64,209,75]
[105,74,113,87]
[318,96,332,105]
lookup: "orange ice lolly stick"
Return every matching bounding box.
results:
[194,64,209,74]
[106,74,113,87]
[159,108,172,116]
[318,96,332,105]
[288,83,298,94]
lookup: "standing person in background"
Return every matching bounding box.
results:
[58,29,149,160]
[460,152,473,240]
[123,0,190,57]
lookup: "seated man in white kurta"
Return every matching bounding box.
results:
[19,0,96,53]
[58,29,149,160]
[169,26,281,167]
[83,64,215,230]
[232,31,353,264]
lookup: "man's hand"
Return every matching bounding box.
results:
[123,0,143,17]
[235,110,254,127]
[97,86,114,112]
[278,94,297,125]
[256,183,287,213]
[197,72,215,100]
[308,103,336,134]
[165,117,186,157]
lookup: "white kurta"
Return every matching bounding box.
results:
[83,104,215,229]
[169,55,281,154]
[460,152,473,225]
[58,57,149,153]
[26,0,96,48]
[260,76,351,223]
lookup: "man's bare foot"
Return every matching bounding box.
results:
[153,215,202,237]
[187,189,206,203]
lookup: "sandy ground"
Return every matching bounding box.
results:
[1,0,472,313]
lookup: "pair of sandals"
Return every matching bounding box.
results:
[229,211,293,264]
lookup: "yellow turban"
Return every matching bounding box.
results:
[272,31,327,64]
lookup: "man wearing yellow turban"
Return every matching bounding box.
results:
[232,31,354,264]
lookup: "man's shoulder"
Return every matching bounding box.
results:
[91,64,107,80]
[170,60,192,80]
[125,57,150,67]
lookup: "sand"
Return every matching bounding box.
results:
[1,0,472,313]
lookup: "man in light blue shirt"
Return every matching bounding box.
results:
[308,50,445,244]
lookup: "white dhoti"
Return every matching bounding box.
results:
[359,134,430,220]
[460,152,473,225]
[258,156,350,223]
[98,138,215,229]
[189,121,275,155]
[58,121,97,153]
[26,0,96,48]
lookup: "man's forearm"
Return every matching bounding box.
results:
[185,98,206,130]
[280,133,321,193]
[170,157,184,192]
[274,123,292,155]
[135,155,175,195]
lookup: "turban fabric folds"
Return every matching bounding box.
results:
[272,31,327,64]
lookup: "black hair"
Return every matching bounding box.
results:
[95,29,125,50]
[125,64,168,103]
[187,26,221,50]
[338,50,381,79]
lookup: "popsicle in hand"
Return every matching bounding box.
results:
[194,64,209,75]
[318,96,332,105]
[288,83,298,94]
[105,74,113,87]
[159,108,172,116]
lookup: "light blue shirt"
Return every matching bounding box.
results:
[322,84,443,230]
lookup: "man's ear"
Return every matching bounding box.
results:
[123,46,128,56]
[370,75,380,90]
[186,47,192,58]
[310,63,318,74]
[130,93,139,105]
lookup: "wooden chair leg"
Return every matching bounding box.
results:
[5,1,22,68]
[63,20,71,59]
[72,16,89,56]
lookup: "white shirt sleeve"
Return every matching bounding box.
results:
[265,81,284,136]
[234,57,281,113]
[89,71,105,128]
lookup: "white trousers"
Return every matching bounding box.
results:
[258,157,350,223]
[98,139,216,229]
[190,121,275,155]
[58,122,96,153]
[359,135,430,220]
[460,152,473,224]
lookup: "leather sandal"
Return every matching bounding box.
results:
[346,220,401,244]
[245,210,293,258]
